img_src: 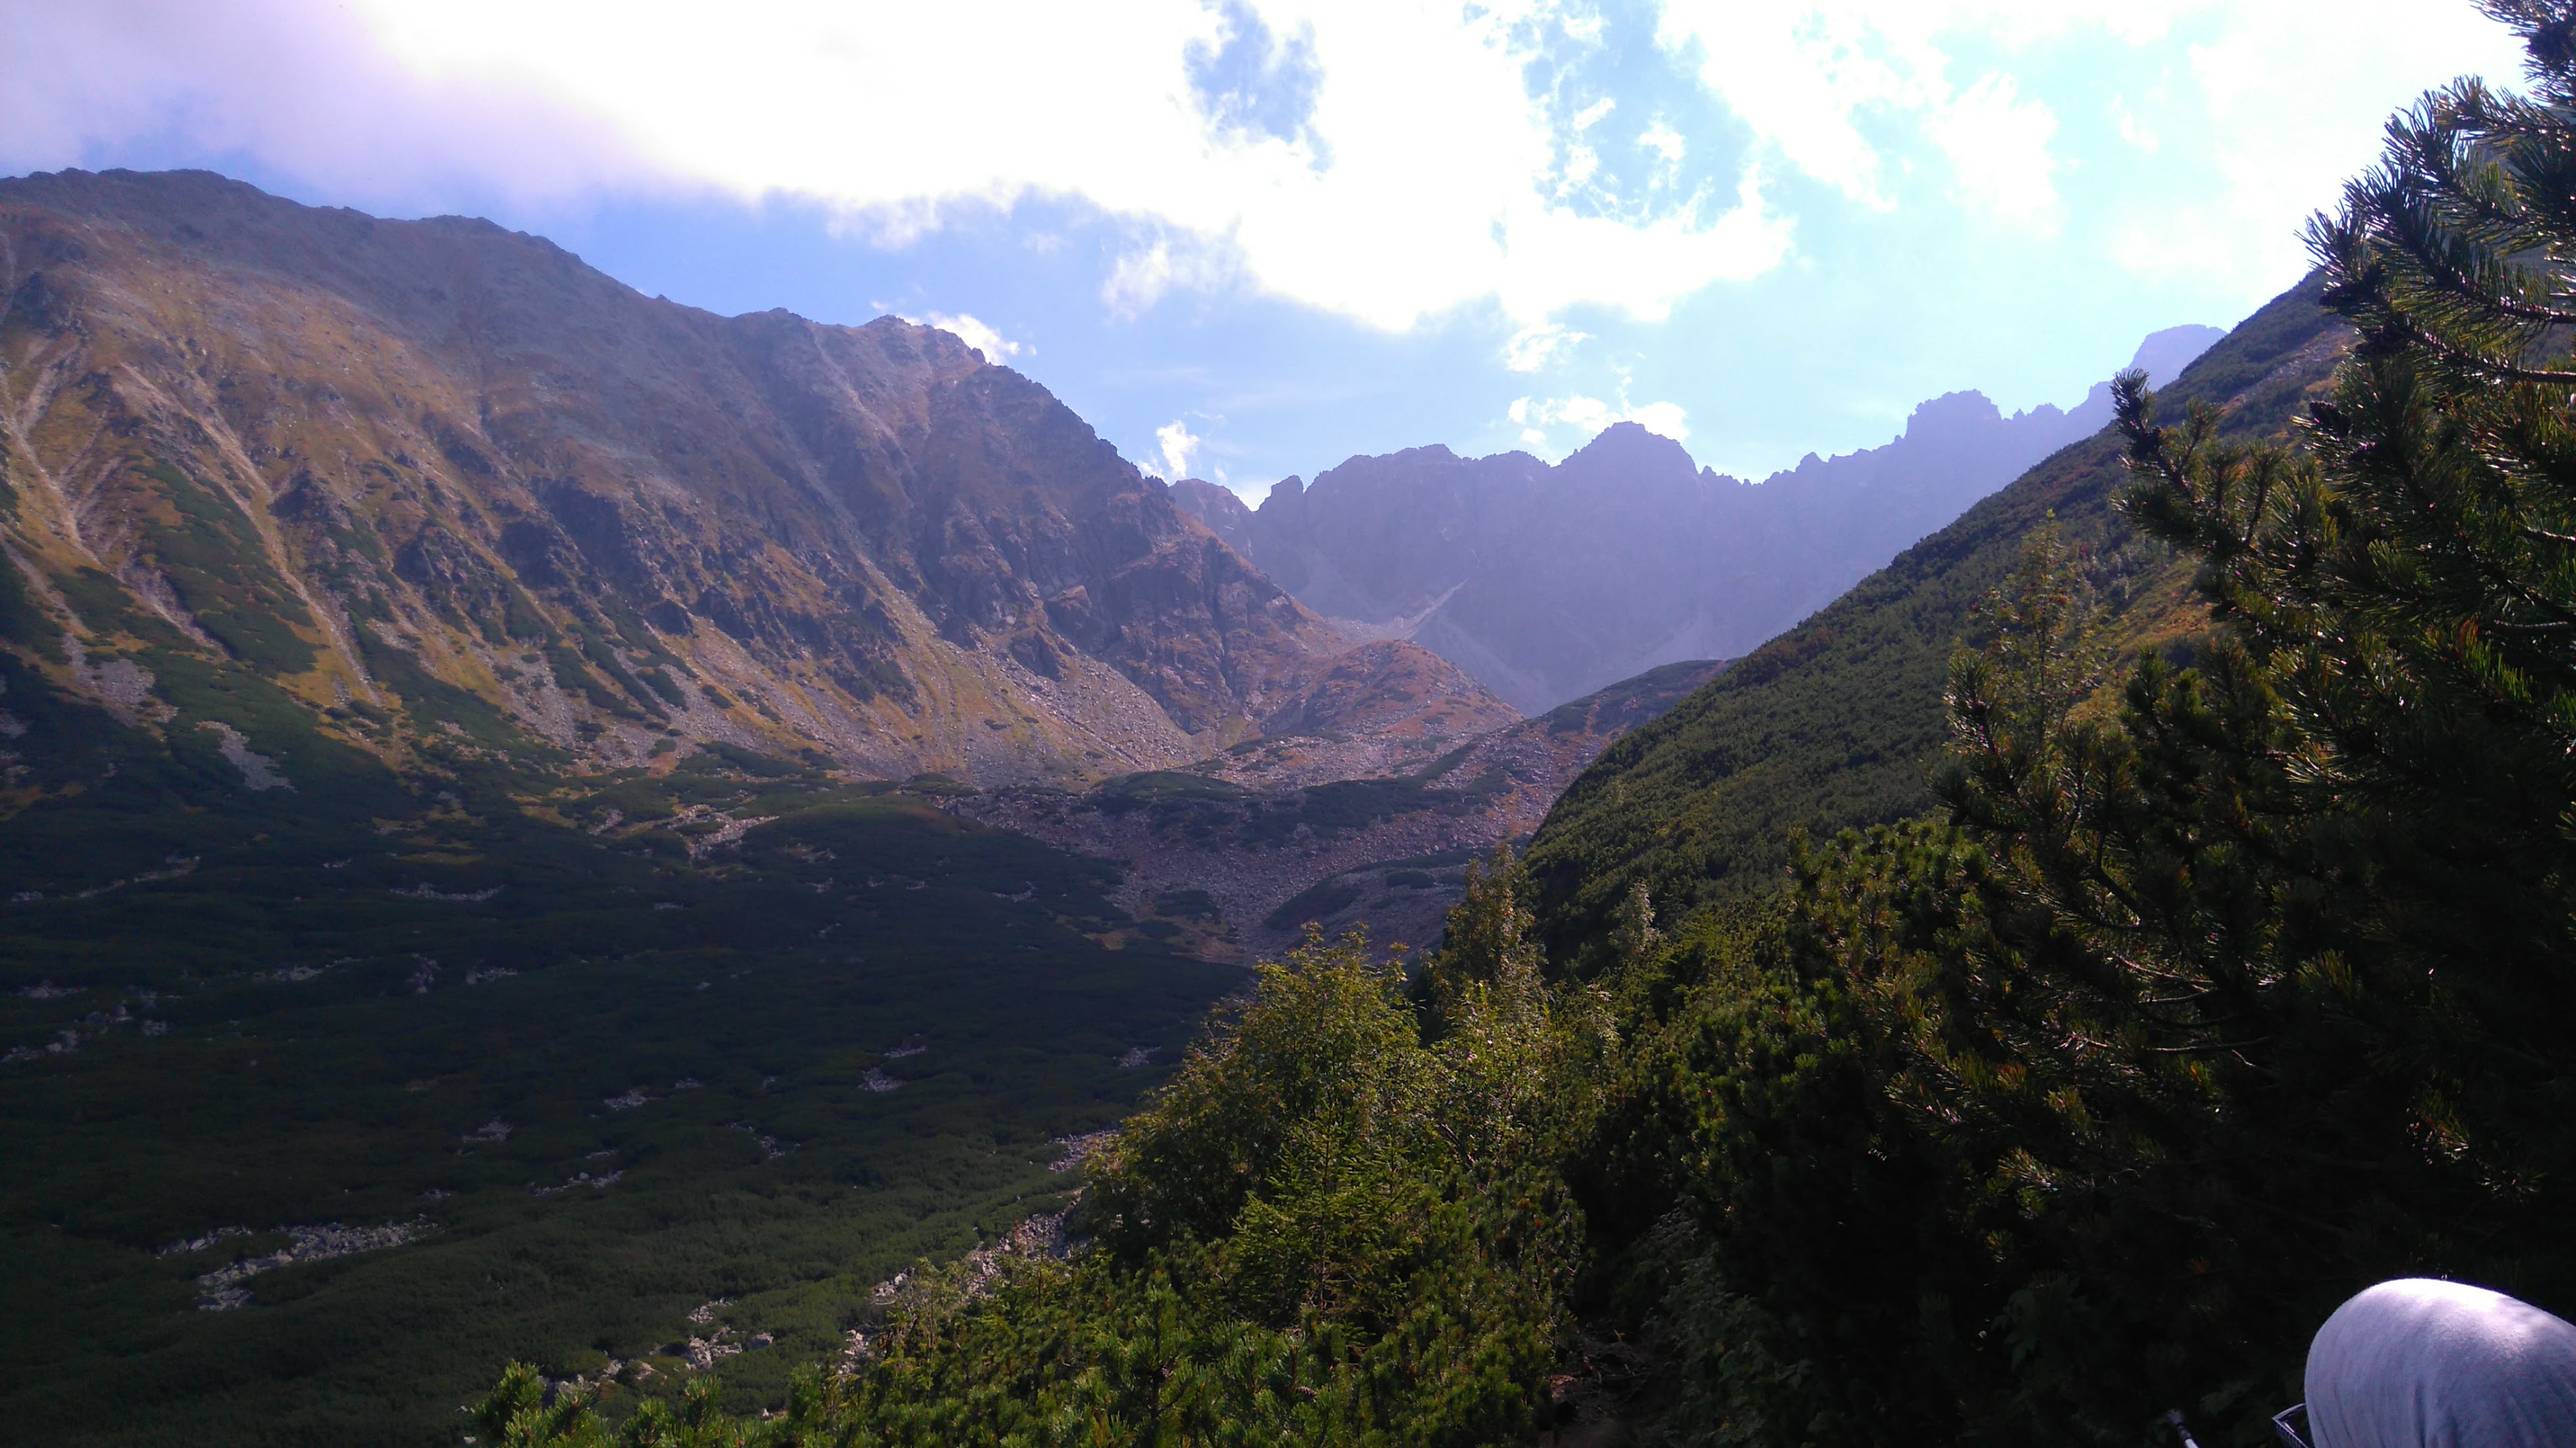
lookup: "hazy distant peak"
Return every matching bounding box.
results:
[1561,420,1697,480]
[1902,390,2005,443]
[1176,316,2229,713]
[2130,324,2225,389]
[1578,419,1683,451]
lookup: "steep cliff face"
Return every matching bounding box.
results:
[0,170,1510,786]
[1171,328,2222,713]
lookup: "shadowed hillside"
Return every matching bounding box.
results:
[955,656,1726,962]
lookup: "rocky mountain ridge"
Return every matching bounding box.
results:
[0,169,1511,790]
[1174,325,2222,712]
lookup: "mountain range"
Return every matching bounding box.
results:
[1172,325,2220,712]
[1,168,2211,797]
[0,168,1511,791]
[1,166,2324,1448]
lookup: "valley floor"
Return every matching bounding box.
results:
[0,774,1233,1448]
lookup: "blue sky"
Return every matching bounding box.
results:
[1,1,2532,497]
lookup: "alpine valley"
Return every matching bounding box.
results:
[1,169,2255,1447]
[19,10,2576,1445]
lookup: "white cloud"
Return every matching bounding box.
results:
[916,312,1026,363]
[1509,392,1690,449]
[1924,72,2059,234]
[1626,399,1691,438]
[2,0,2533,349]
[1155,420,1205,481]
[0,0,1791,333]
[1653,3,1931,208]
[1645,2,2113,229]
[1496,165,1789,323]
[2138,1,2531,290]
[1650,0,2526,269]
[0,1,647,208]
[1560,143,1603,191]
[1504,321,1588,372]
[1103,233,1239,317]
[2110,95,2159,152]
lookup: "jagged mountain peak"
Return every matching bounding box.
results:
[1902,390,2007,438]
[1559,420,1707,485]
[1189,328,2207,712]
[2131,323,2225,388]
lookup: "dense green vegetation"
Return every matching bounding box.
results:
[1,549,1233,1445]
[464,857,1596,1447]
[452,14,2576,1443]
[1567,54,2576,1428]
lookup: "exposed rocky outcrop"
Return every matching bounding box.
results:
[953,657,1723,959]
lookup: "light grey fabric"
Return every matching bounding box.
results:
[2305,1278,2576,1448]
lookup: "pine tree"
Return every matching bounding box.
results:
[2115,0,2576,1290]
[1642,9,2576,1442]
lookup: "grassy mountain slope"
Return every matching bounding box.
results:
[1527,277,2347,953]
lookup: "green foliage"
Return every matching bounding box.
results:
[467,863,1595,1448]
[1536,658,1725,739]
[1562,28,2576,1440]
[357,625,533,754]
[548,641,636,716]
[0,618,1231,1447]
[504,583,552,642]
[1090,771,1251,815]
[637,666,688,708]
[1151,888,1222,921]
[1409,846,1543,1029]
[695,740,804,780]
